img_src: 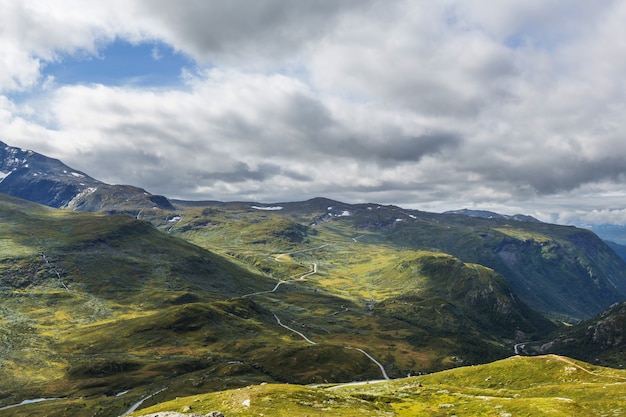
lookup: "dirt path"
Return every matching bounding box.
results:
[549,355,626,380]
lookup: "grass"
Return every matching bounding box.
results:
[129,355,626,417]
[1,195,625,416]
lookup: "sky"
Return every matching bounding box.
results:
[1,0,626,226]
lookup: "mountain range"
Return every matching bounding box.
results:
[0,140,624,416]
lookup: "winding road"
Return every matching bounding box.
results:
[257,239,393,381]
[514,342,526,355]
[273,314,317,345]
[348,347,390,380]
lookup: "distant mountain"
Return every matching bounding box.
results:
[444,208,541,223]
[0,140,173,212]
[233,198,626,321]
[606,240,626,262]
[585,224,626,246]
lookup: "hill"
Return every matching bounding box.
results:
[0,193,560,416]
[0,194,284,412]
[123,355,626,417]
[159,198,626,322]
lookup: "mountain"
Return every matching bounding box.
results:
[585,224,626,246]
[0,140,174,212]
[444,208,541,222]
[161,198,626,322]
[606,240,626,262]
[0,193,558,416]
[380,208,626,321]
[1,141,626,415]
[126,355,626,417]
[524,301,626,367]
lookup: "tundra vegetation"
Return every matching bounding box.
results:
[0,195,625,416]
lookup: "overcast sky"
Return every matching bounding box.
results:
[1,1,626,225]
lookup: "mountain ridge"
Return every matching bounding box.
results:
[0,140,174,212]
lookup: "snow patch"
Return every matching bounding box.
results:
[339,210,351,217]
[70,172,85,178]
[251,205,283,211]
[168,216,181,222]
[0,170,12,182]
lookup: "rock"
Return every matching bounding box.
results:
[206,412,225,417]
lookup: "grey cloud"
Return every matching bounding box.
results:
[329,131,462,165]
[135,0,371,62]
[282,93,335,134]
[195,162,310,184]
[467,152,626,197]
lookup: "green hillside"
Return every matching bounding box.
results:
[0,194,279,410]
[150,198,626,322]
[2,194,626,416]
[0,194,566,416]
[127,355,626,417]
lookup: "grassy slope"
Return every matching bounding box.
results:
[152,200,626,322]
[0,195,283,409]
[129,355,626,417]
[384,213,626,321]
[141,202,560,369]
[2,196,625,415]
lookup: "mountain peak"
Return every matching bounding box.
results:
[0,140,173,212]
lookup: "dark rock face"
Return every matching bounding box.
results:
[0,140,173,212]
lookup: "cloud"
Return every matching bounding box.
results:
[131,0,371,64]
[1,1,626,225]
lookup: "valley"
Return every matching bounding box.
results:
[0,142,625,415]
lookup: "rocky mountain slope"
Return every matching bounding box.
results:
[522,301,626,367]
[0,140,173,212]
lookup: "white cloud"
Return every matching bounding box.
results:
[1,1,626,225]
